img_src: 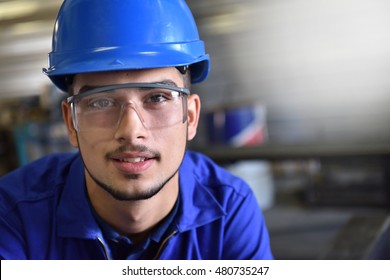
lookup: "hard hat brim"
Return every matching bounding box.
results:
[44,43,210,92]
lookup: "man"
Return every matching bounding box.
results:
[0,0,273,259]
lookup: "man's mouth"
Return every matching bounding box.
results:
[106,145,160,174]
[117,157,148,163]
[110,156,154,174]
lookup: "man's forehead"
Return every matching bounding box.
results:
[73,67,183,89]
[77,67,179,79]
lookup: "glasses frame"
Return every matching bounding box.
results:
[66,82,191,132]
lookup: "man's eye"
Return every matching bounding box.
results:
[88,98,115,109]
[147,93,170,103]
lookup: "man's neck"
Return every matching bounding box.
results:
[85,174,179,239]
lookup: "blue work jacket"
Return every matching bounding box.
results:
[0,151,273,259]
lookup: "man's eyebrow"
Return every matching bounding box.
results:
[154,79,179,87]
[78,85,94,94]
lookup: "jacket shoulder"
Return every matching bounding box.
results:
[183,150,252,197]
[0,152,79,213]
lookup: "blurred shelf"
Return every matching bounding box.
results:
[193,143,390,161]
[194,143,390,209]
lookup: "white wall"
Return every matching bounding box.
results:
[191,0,390,144]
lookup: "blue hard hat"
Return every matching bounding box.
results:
[43,0,210,92]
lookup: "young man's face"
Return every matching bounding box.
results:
[62,67,200,201]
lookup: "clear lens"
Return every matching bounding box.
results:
[68,83,189,132]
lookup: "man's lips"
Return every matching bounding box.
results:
[114,157,148,163]
[109,151,157,161]
[108,152,157,174]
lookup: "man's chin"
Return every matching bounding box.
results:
[109,188,164,201]
[94,179,165,201]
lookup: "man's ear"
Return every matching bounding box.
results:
[187,94,201,141]
[61,100,79,147]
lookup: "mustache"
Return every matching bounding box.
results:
[105,144,161,159]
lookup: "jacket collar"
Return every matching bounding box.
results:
[57,154,102,238]
[57,152,226,238]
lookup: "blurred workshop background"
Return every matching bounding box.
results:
[1,0,390,259]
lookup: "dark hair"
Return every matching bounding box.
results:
[65,75,75,96]
[183,69,191,89]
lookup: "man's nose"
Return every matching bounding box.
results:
[114,103,148,141]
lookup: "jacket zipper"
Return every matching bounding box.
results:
[97,236,111,260]
[153,230,177,260]
[98,230,178,260]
